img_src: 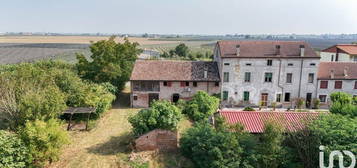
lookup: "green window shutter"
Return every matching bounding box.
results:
[243,91,249,101]
[223,91,228,100]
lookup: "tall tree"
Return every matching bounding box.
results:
[174,43,189,57]
[76,36,142,91]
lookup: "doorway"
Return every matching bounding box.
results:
[148,93,159,107]
[306,93,312,108]
[172,93,180,103]
[261,93,268,106]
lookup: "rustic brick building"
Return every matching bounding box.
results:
[130,60,220,108]
[135,129,178,152]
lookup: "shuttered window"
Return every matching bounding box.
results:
[334,81,342,89]
[320,81,328,89]
[223,91,228,101]
[243,91,250,101]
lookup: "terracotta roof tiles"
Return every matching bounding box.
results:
[318,62,357,80]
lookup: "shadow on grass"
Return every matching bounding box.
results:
[86,131,134,155]
[112,91,130,109]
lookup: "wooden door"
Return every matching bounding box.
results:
[261,93,268,106]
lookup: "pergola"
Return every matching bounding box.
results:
[63,107,96,131]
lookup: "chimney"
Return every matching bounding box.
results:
[344,67,348,77]
[276,45,281,55]
[236,45,240,56]
[330,70,334,79]
[300,45,305,57]
[204,70,208,78]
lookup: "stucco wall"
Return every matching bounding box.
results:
[220,57,320,107]
[317,79,357,108]
[320,52,353,62]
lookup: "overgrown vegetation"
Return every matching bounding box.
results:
[129,100,182,136]
[182,91,219,121]
[76,36,142,91]
[160,43,213,61]
[329,92,357,117]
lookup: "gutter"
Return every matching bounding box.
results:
[277,58,284,102]
[298,59,303,97]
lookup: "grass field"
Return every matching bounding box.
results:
[49,87,193,168]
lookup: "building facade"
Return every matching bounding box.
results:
[130,60,220,108]
[316,62,357,108]
[214,41,320,108]
[320,44,357,62]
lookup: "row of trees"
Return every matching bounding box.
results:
[160,43,213,61]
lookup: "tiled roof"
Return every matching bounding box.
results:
[219,110,321,133]
[217,40,319,58]
[322,44,357,55]
[130,60,220,81]
[318,62,357,80]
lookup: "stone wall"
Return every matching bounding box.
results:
[135,129,178,152]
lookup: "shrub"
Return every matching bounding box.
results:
[329,102,357,117]
[182,91,219,121]
[129,100,181,136]
[294,98,305,109]
[330,92,352,105]
[20,119,70,167]
[353,96,357,105]
[0,131,32,168]
[243,106,255,111]
[312,98,320,109]
[180,123,244,168]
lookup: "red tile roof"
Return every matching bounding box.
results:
[318,62,357,80]
[322,44,357,55]
[219,110,321,133]
[217,41,319,58]
[130,60,220,81]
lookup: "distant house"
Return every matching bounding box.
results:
[214,41,320,108]
[320,44,357,62]
[130,60,220,108]
[317,62,357,107]
[219,110,320,133]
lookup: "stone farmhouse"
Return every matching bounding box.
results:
[214,41,320,108]
[130,60,220,108]
[130,41,357,109]
[320,44,357,62]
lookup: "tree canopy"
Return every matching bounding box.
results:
[182,91,220,121]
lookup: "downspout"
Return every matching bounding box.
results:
[298,59,303,98]
[277,59,284,103]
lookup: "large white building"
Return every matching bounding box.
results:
[214,41,320,108]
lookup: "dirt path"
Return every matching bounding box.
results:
[49,92,140,168]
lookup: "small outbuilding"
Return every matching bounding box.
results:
[135,129,178,152]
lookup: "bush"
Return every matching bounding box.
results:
[243,106,255,111]
[294,98,305,109]
[329,102,357,118]
[312,98,320,109]
[0,131,32,168]
[330,92,352,105]
[180,123,244,168]
[129,100,181,136]
[20,119,70,167]
[183,91,219,121]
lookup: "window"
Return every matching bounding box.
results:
[310,63,316,66]
[286,73,292,83]
[276,94,282,102]
[264,73,273,82]
[244,72,251,82]
[224,63,230,66]
[319,95,327,102]
[354,56,357,62]
[334,81,342,89]
[331,55,334,62]
[223,72,229,82]
[308,73,314,83]
[163,81,168,86]
[180,82,185,87]
[245,63,252,66]
[215,82,219,87]
[284,93,291,102]
[133,95,138,101]
[267,60,273,66]
[320,81,328,89]
[288,63,294,66]
[193,82,197,87]
[185,81,190,87]
[354,81,357,89]
[243,91,250,101]
[223,91,228,101]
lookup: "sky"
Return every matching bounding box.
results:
[1,0,357,35]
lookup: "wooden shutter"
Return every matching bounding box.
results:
[180,82,185,87]
[320,81,328,89]
[334,81,342,89]
[167,82,172,87]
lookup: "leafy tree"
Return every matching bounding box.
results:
[329,92,356,117]
[0,131,32,168]
[183,91,219,121]
[76,36,141,91]
[330,92,352,105]
[20,119,70,167]
[129,100,181,136]
[256,120,286,168]
[174,43,189,57]
[180,123,244,168]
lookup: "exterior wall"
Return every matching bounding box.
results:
[317,79,357,108]
[320,52,353,62]
[131,81,220,108]
[220,57,319,108]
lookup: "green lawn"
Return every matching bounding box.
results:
[49,89,193,168]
